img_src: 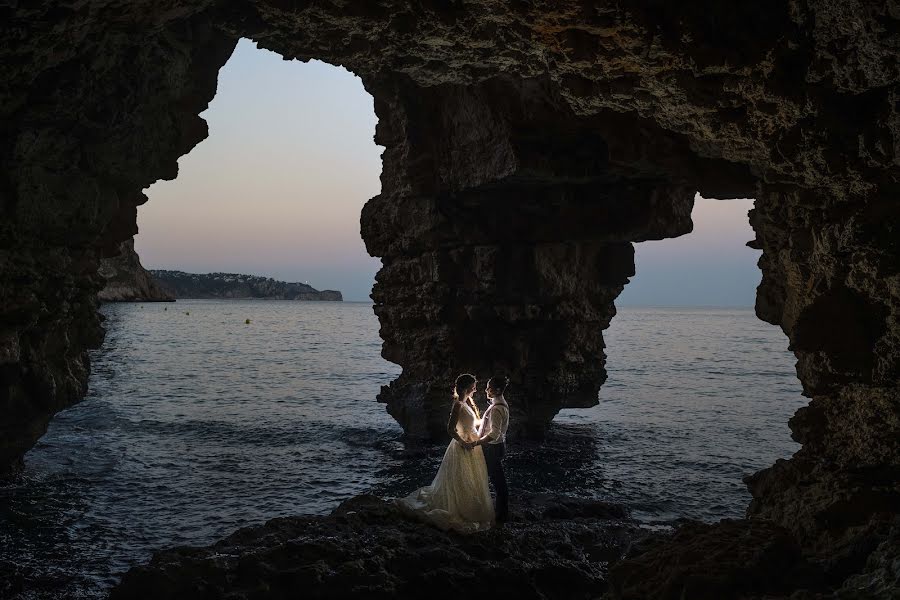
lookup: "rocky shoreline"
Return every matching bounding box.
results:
[110,495,900,600]
[111,494,638,600]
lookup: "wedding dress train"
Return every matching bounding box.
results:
[397,402,494,532]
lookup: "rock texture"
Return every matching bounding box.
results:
[98,240,174,302]
[609,516,900,600]
[150,270,343,300]
[2,1,900,596]
[835,521,900,598]
[107,499,900,600]
[742,185,900,571]
[111,494,637,600]
[608,519,807,600]
[0,10,234,476]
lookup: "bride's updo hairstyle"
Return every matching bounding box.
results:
[453,373,477,400]
[487,375,510,397]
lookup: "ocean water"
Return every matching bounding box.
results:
[0,301,806,598]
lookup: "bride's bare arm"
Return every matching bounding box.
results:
[446,402,472,449]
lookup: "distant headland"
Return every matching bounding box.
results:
[151,270,342,301]
[98,240,341,302]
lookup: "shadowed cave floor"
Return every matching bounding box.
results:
[103,494,899,600]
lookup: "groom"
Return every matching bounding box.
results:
[474,375,510,523]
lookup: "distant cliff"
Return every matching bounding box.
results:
[150,270,343,301]
[98,241,175,302]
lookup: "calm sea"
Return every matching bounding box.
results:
[0,301,806,599]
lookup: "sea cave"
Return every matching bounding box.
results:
[1,1,898,598]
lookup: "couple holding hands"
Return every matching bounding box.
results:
[399,373,511,532]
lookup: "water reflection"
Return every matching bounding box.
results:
[1,302,803,599]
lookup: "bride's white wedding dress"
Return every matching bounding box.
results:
[397,401,494,532]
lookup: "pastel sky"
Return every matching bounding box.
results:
[138,39,761,305]
[619,196,761,307]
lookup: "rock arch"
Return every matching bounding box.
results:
[2,1,898,589]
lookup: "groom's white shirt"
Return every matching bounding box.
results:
[480,398,509,445]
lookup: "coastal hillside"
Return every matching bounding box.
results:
[150,270,342,301]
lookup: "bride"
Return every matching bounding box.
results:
[397,373,494,532]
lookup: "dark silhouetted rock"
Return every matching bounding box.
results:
[835,520,900,598]
[111,494,638,600]
[609,519,808,600]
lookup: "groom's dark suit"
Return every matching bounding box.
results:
[480,398,509,522]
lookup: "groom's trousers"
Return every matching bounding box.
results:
[483,442,508,522]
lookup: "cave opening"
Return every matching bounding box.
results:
[0,38,407,595]
[4,4,899,597]
[137,38,383,302]
[100,37,406,528]
[2,37,808,595]
[553,194,807,523]
[78,40,809,540]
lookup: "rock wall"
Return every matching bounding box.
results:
[743,184,900,571]
[1,1,899,592]
[362,77,702,437]
[98,240,174,302]
[1,9,236,475]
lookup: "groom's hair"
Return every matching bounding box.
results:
[453,373,477,399]
[487,375,510,396]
